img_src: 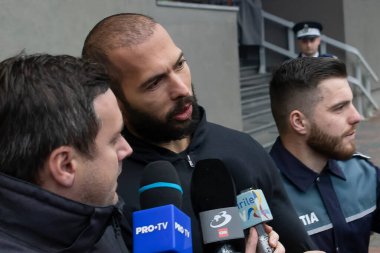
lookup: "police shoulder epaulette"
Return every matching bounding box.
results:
[319,53,338,59]
[352,152,371,160]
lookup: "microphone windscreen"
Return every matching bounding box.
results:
[191,159,237,214]
[139,160,183,210]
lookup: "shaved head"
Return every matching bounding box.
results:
[82,13,157,63]
[82,13,158,100]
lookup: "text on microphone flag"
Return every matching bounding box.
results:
[236,189,273,229]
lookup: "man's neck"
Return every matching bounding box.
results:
[158,136,191,154]
[302,51,319,57]
[312,51,319,57]
[281,136,328,174]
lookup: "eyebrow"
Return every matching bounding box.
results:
[118,120,124,133]
[111,121,124,142]
[173,52,184,68]
[140,52,184,89]
[329,100,350,111]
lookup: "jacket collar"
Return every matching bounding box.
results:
[0,172,119,252]
[270,137,346,192]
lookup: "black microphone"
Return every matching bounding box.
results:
[133,160,192,253]
[139,160,182,209]
[191,159,245,253]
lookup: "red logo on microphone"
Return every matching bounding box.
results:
[218,228,229,238]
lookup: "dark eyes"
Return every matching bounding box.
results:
[111,134,122,145]
[301,38,317,43]
[145,58,187,91]
[147,77,163,90]
[333,102,348,112]
[175,59,186,71]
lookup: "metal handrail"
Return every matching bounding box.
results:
[320,35,378,81]
[157,1,239,12]
[261,10,378,114]
[262,11,378,81]
[348,76,379,109]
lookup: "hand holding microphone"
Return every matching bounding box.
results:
[236,188,275,253]
[192,159,284,253]
[245,225,285,253]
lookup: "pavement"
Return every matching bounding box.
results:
[355,111,380,252]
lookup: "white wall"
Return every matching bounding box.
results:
[343,0,380,92]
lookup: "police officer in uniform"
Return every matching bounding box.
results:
[293,21,334,58]
[269,57,380,253]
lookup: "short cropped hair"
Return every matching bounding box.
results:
[270,57,347,133]
[0,54,109,183]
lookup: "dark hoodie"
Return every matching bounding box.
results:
[117,107,316,253]
[0,172,129,253]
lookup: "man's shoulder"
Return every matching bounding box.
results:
[0,234,40,253]
[207,121,250,137]
[352,152,372,160]
[336,152,378,173]
[348,152,375,166]
[206,122,264,147]
[319,53,338,59]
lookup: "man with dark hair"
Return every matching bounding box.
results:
[82,13,315,252]
[269,57,380,252]
[0,53,133,252]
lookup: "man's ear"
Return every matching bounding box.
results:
[289,110,309,135]
[46,146,77,187]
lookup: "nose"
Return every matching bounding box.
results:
[349,104,362,125]
[168,73,190,99]
[118,137,133,161]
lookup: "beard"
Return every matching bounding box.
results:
[121,94,201,144]
[306,122,356,160]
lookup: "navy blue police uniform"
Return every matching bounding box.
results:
[270,137,380,253]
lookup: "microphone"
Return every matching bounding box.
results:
[236,188,274,253]
[133,160,192,253]
[191,159,245,253]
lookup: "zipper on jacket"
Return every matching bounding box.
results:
[112,215,121,237]
[113,212,130,252]
[186,154,195,167]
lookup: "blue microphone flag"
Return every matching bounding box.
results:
[133,204,192,253]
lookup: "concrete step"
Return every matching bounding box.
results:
[242,108,272,120]
[248,127,278,150]
[239,65,258,77]
[241,84,269,100]
[241,95,270,107]
[239,68,276,149]
[240,73,272,85]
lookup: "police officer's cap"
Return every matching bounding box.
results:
[293,21,323,39]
